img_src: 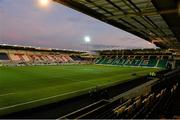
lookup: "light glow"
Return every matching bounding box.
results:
[38,0,50,8]
[84,36,91,43]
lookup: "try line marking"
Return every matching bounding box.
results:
[0,70,149,111]
[0,78,120,111]
[0,87,93,111]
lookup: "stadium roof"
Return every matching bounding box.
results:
[0,44,85,54]
[53,0,180,50]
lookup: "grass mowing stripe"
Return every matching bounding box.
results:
[0,87,92,110]
[0,65,159,116]
[0,68,151,111]
[0,74,136,114]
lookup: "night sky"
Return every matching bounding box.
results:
[0,0,156,50]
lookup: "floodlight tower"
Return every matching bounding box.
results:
[84,36,91,51]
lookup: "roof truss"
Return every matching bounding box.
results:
[53,0,180,49]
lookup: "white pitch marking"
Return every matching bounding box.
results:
[0,87,93,111]
[0,78,117,111]
[0,69,153,111]
[0,93,15,97]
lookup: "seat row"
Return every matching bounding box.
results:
[0,52,75,65]
[113,82,178,119]
[96,55,169,68]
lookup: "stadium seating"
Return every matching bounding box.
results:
[111,56,119,65]
[96,55,168,68]
[76,84,177,119]
[0,51,76,66]
[157,56,168,68]
[0,53,9,60]
[70,55,83,61]
[131,56,142,66]
[98,56,109,64]
[175,60,180,68]
[14,54,30,62]
[9,53,30,64]
[95,56,105,64]
[0,49,172,69]
[147,56,158,67]
[112,83,177,119]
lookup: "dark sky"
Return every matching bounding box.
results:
[0,0,156,50]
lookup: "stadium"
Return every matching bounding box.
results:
[0,0,180,119]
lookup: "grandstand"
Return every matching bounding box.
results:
[0,45,173,69]
[0,44,179,119]
[0,45,84,66]
[0,0,180,119]
[95,55,169,68]
[94,49,173,69]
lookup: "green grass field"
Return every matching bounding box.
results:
[0,64,159,116]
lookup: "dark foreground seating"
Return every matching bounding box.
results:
[0,53,9,60]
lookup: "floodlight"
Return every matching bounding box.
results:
[84,36,91,43]
[38,0,50,7]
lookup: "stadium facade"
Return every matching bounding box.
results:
[0,0,180,119]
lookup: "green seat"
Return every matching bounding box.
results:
[147,56,158,67]
[175,60,180,68]
[157,59,168,68]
